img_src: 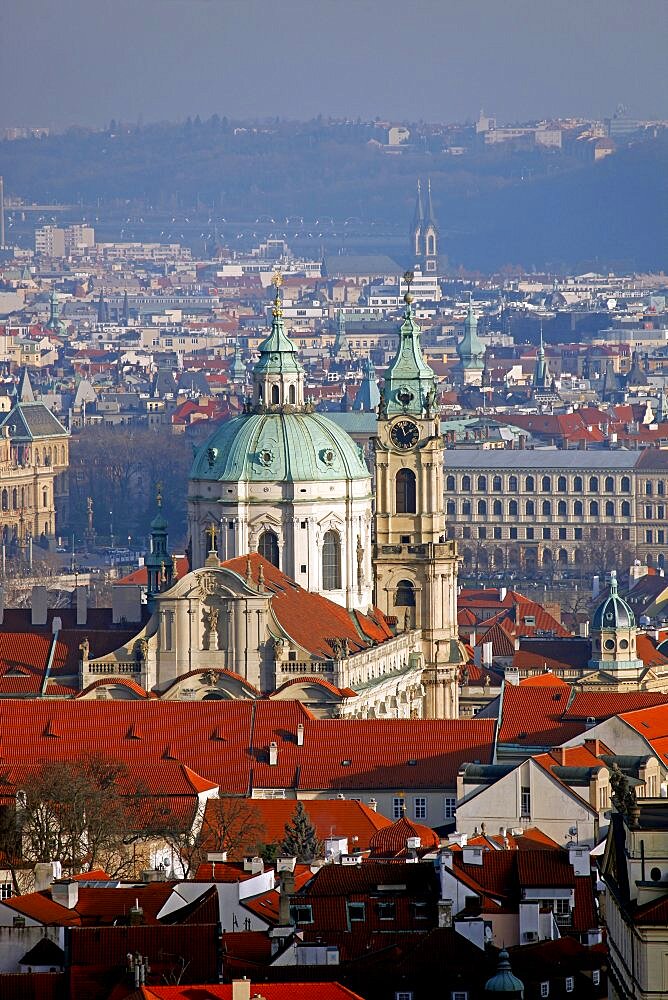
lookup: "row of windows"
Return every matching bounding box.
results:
[392,795,456,820]
[459,525,628,542]
[256,528,342,590]
[447,473,634,494]
[449,498,632,518]
[395,978,589,1000]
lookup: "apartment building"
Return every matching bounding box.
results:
[444,448,668,573]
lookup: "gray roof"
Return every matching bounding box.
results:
[327,412,378,434]
[323,255,403,278]
[443,448,640,471]
[0,402,68,441]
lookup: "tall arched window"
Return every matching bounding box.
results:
[258,530,279,568]
[590,500,599,517]
[478,500,487,516]
[557,500,567,516]
[1,490,7,512]
[621,476,631,493]
[525,476,535,492]
[289,384,296,404]
[11,489,17,510]
[492,476,502,492]
[589,476,599,492]
[509,500,518,516]
[573,476,583,492]
[605,501,615,517]
[477,475,487,491]
[542,476,551,492]
[621,501,631,516]
[396,469,416,514]
[493,500,502,516]
[461,475,471,491]
[271,384,280,404]
[446,475,455,492]
[604,476,614,492]
[446,500,455,516]
[509,475,518,492]
[542,501,551,516]
[557,476,567,492]
[322,530,341,591]
[462,500,471,516]
[526,500,535,516]
[395,579,416,607]
[574,500,583,516]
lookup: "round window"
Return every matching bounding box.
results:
[604,639,615,651]
[651,867,662,882]
[619,639,629,650]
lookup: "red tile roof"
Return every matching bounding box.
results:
[223,554,395,660]
[134,986,364,1000]
[369,816,439,856]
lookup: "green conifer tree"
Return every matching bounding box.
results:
[280,802,323,862]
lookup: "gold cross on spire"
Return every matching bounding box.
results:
[403,270,414,305]
[206,523,217,551]
[271,270,283,318]
[156,482,163,507]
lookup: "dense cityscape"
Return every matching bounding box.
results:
[0,3,667,997]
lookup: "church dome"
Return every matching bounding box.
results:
[191,409,370,484]
[484,950,524,995]
[592,571,635,631]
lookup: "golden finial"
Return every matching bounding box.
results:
[156,482,163,508]
[206,523,217,551]
[271,270,283,318]
[403,270,414,305]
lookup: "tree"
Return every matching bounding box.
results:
[161,796,267,877]
[280,802,323,862]
[1,754,138,882]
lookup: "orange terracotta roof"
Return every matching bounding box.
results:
[519,672,570,687]
[369,816,439,856]
[223,554,394,660]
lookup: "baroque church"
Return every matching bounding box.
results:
[82,278,466,719]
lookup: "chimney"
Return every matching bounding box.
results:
[473,644,482,668]
[232,980,251,1000]
[51,879,79,909]
[296,723,304,746]
[482,641,493,667]
[584,738,601,758]
[243,856,264,874]
[34,861,62,891]
[268,741,278,766]
[31,586,48,626]
[499,586,507,602]
[278,869,296,926]
[554,747,568,766]
[438,898,453,928]
[75,585,87,626]
[129,898,144,925]
[592,575,600,600]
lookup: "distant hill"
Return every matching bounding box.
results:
[1,119,665,272]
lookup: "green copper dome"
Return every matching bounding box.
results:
[457,299,485,371]
[484,950,524,995]
[191,410,370,483]
[592,571,635,630]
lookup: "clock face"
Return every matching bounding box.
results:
[390,419,420,450]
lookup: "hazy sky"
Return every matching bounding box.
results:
[2,0,667,130]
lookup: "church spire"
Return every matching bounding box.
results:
[412,178,424,231]
[382,273,438,417]
[425,178,437,227]
[252,273,305,409]
[145,484,173,602]
[456,295,485,383]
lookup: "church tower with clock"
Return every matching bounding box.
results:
[373,276,465,719]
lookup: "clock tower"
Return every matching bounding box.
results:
[374,277,465,719]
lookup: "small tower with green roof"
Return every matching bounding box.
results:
[456,296,485,386]
[588,569,643,679]
[253,273,305,409]
[146,486,173,603]
[484,949,524,998]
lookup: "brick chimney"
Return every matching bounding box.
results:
[584,738,601,758]
[232,980,251,1000]
[554,747,568,766]
[278,869,296,926]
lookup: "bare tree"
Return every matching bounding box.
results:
[161,796,268,876]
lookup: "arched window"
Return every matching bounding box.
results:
[395,579,416,607]
[573,476,583,492]
[288,384,296,404]
[646,481,653,496]
[557,476,567,492]
[558,548,568,566]
[61,445,66,464]
[42,489,48,509]
[590,500,599,517]
[604,476,614,492]
[1,490,7,512]
[478,500,487,516]
[541,476,551,492]
[461,475,471,491]
[462,500,471,516]
[396,469,416,514]
[477,475,487,491]
[271,384,280,405]
[526,500,535,516]
[509,475,518,492]
[605,500,615,517]
[621,500,631,516]
[493,500,502,516]
[427,234,436,256]
[322,530,341,590]
[621,476,631,493]
[11,489,17,510]
[659,481,666,497]
[446,475,455,491]
[446,500,455,516]
[509,500,518,516]
[525,476,535,492]
[574,500,583,516]
[542,500,551,516]
[557,500,567,516]
[589,476,599,492]
[492,475,502,492]
[258,530,279,568]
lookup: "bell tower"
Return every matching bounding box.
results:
[373,275,465,719]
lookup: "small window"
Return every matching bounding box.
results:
[378,899,396,920]
[414,797,427,820]
[395,993,414,1000]
[565,977,574,993]
[521,786,531,817]
[444,796,456,819]
[347,902,365,923]
[452,992,468,1000]
[290,904,313,924]
[540,984,549,998]
[592,970,600,986]
[393,796,405,819]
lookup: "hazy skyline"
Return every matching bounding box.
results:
[2,0,667,131]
